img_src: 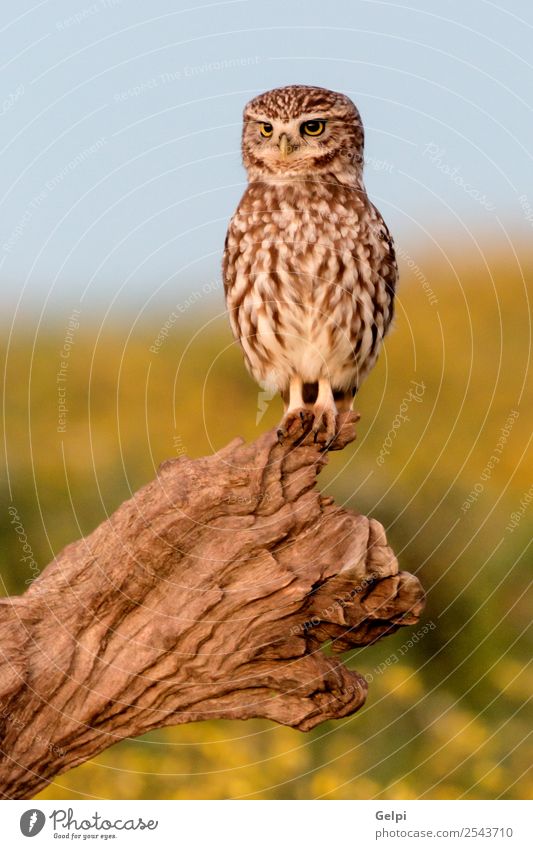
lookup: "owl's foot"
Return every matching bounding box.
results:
[312,404,338,449]
[311,410,361,451]
[277,408,313,443]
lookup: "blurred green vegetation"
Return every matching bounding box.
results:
[1,249,531,800]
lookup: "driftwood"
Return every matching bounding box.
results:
[0,414,424,799]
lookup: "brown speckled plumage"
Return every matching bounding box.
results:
[223,85,397,442]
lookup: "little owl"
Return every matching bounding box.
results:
[223,84,397,445]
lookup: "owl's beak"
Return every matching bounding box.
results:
[278,133,293,159]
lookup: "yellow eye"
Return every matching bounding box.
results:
[259,122,273,138]
[301,120,326,137]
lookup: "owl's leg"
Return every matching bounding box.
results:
[331,388,360,441]
[312,378,338,446]
[334,388,356,413]
[277,375,313,442]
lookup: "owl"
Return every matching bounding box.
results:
[223,84,397,446]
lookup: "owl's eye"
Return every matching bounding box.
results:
[300,120,326,137]
[259,122,273,138]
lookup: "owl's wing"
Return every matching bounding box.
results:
[372,206,398,336]
[222,230,233,297]
[222,218,242,343]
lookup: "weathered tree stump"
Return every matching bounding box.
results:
[0,414,424,799]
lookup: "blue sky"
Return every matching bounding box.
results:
[1,0,531,317]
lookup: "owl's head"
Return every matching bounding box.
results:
[241,85,364,183]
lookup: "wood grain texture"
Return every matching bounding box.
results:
[0,414,424,799]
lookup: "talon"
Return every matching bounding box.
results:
[277,406,313,444]
[311,404,338,447]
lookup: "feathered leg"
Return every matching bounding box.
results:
[277,375,312,441]
[312,377,338,445]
